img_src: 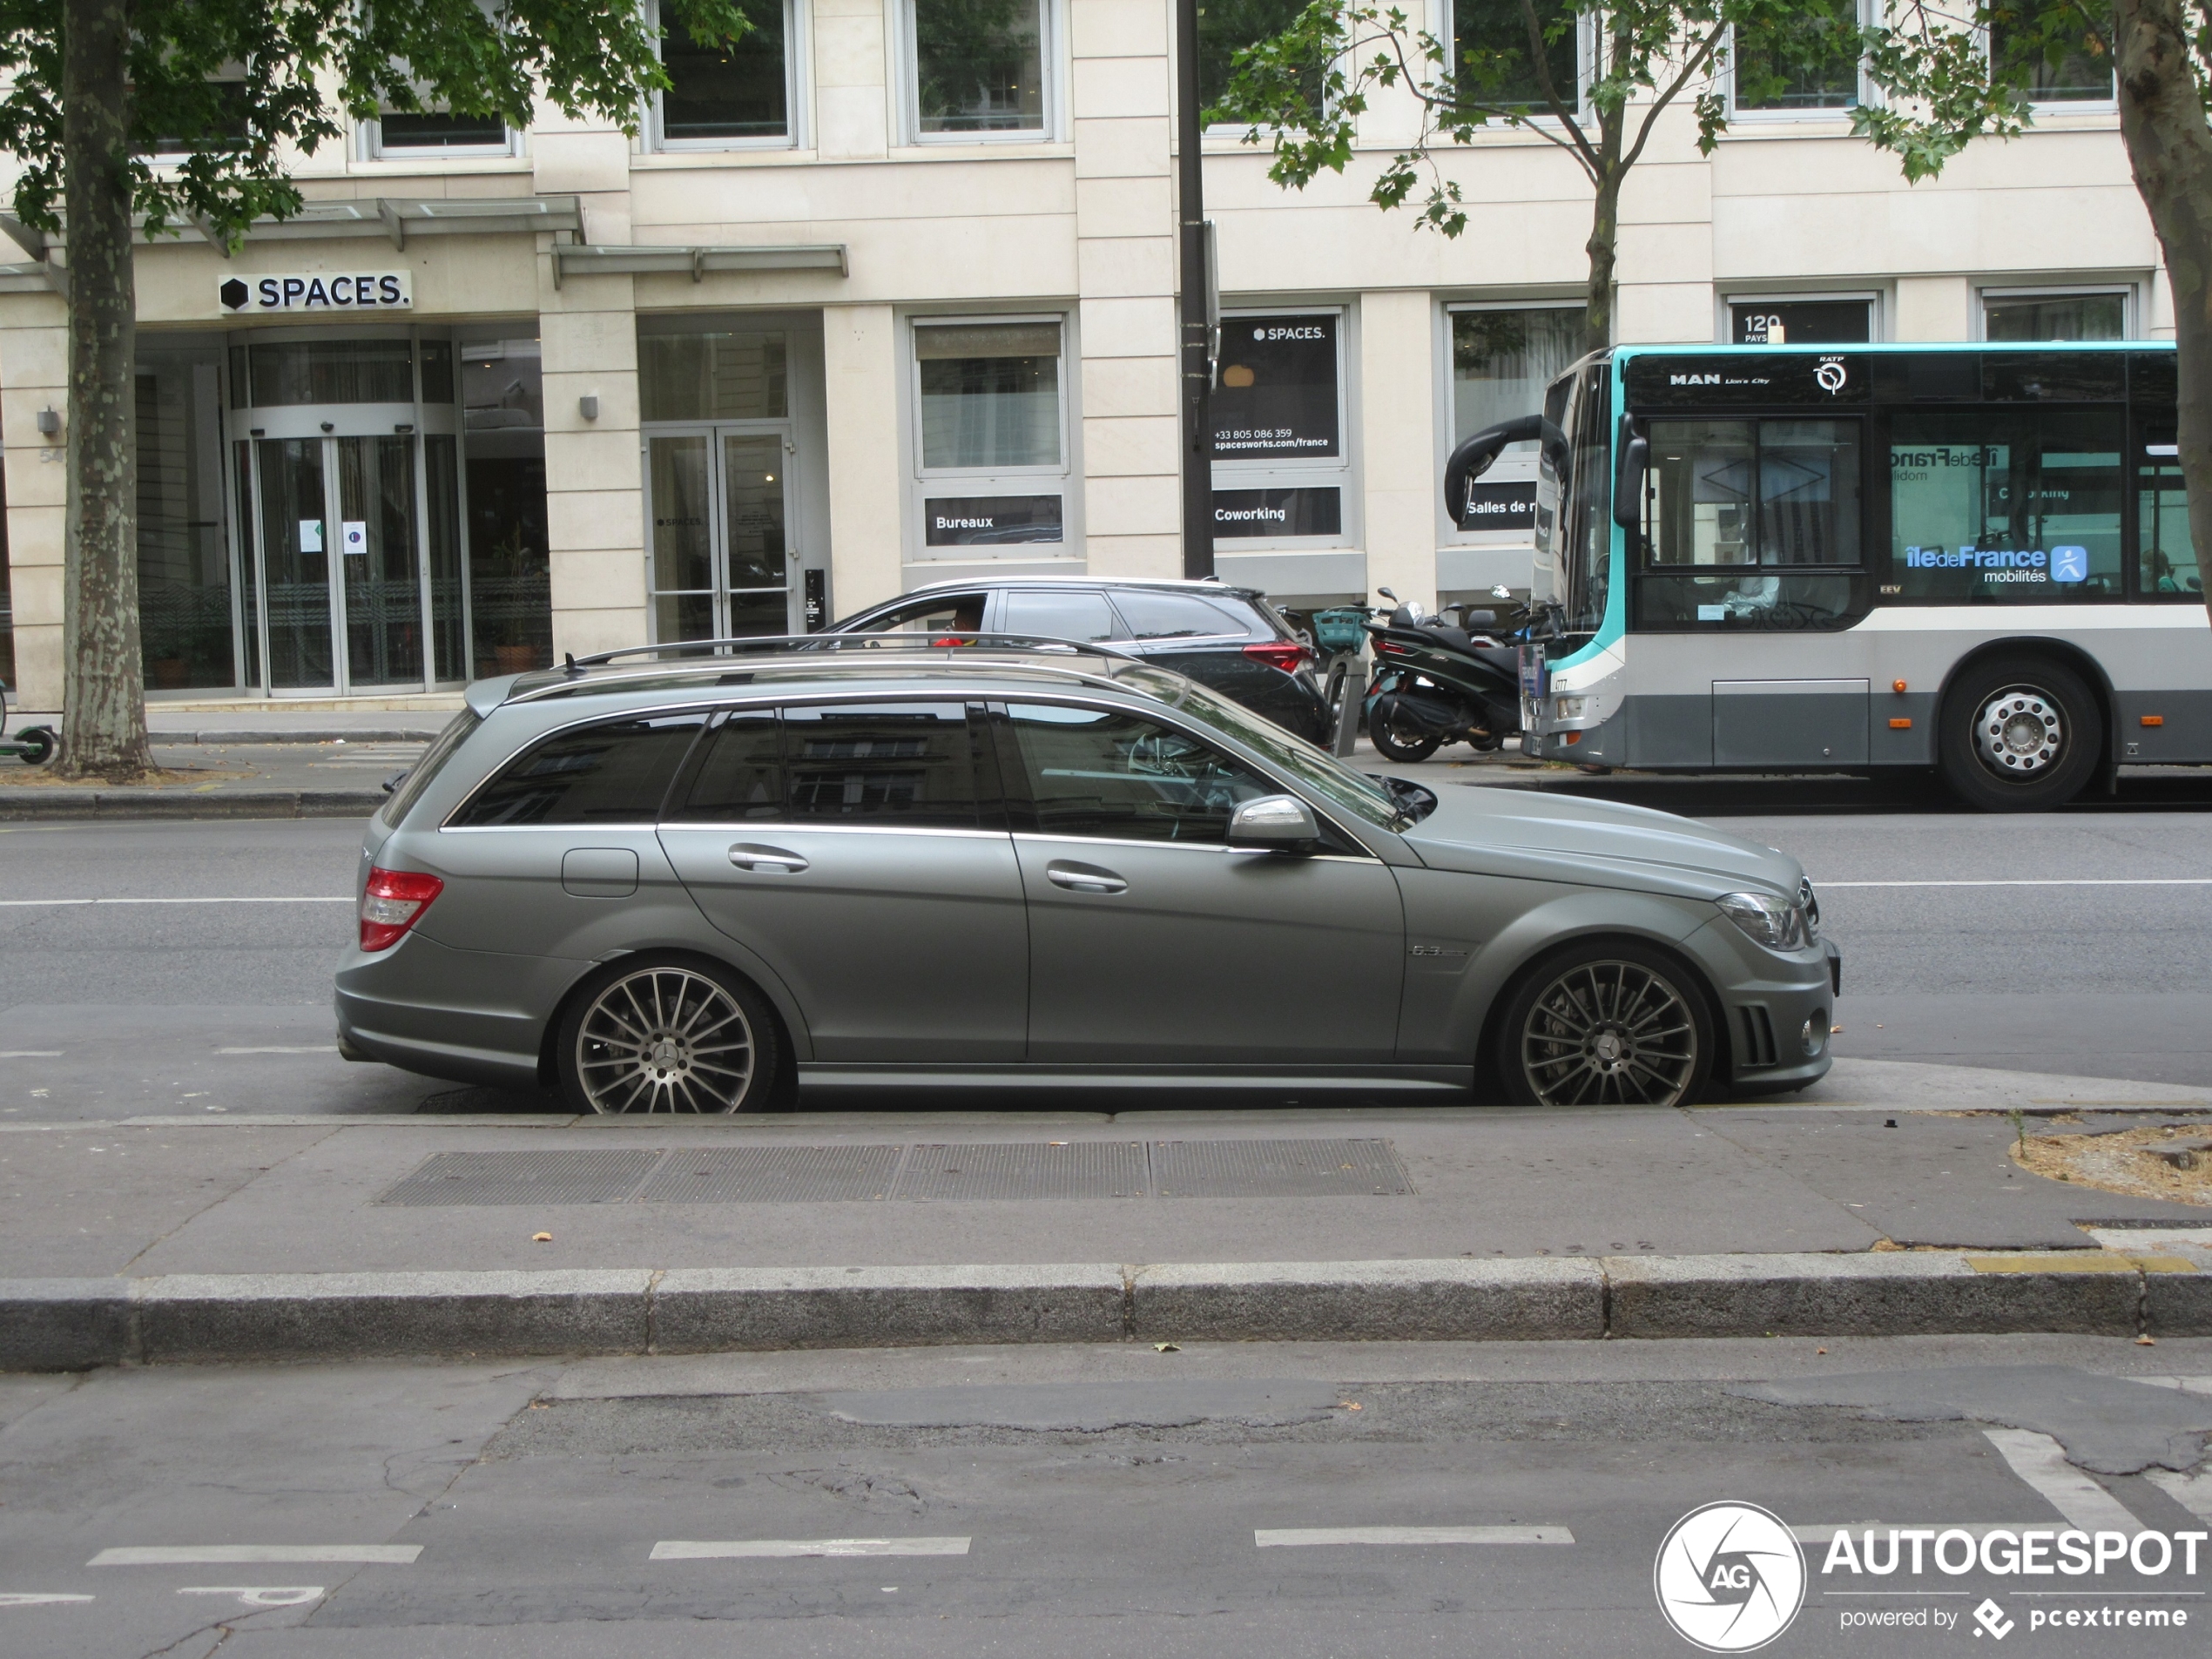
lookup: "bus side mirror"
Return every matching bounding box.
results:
[1612,419,1649,534]
[1444,415,1564,525]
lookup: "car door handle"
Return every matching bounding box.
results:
[1046,860,1127,894]
[728,843,809,873]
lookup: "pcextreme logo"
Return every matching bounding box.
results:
[1656,1502,1807,1652]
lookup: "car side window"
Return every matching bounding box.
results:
[673,702,983,830]
[1107,590,1246,640]
[1006,703,1276,844]
[1000,590,1117,642]
[450,713,706,826]
[848,591,986,637]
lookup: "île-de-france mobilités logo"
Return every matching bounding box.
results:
[1656,1501,1808,1652]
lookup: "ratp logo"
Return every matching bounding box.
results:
[1655,1502,1806,1652]
[1815,361,1847,394]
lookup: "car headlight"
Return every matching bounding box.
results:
[1716,891,1811,950]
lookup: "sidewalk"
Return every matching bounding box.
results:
[5,1081,2208,1367]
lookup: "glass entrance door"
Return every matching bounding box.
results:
[239,434,438,693]
[645,425,793,644]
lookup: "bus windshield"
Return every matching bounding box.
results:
[1537,361,1612,634]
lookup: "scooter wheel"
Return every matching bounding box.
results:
[15,726,53,766]
[1369,711,1440,764]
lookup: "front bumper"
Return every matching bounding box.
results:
[1689,918,1841,1089]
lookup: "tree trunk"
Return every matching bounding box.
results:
[2113,0,2212,628]
[59,0,151,781]
[1584,172,1619,357]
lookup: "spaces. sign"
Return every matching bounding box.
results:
[219,273,413,314]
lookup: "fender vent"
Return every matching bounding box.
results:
[1738,1005,1779,1069]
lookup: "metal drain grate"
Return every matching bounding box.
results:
[375,1148,664,1206]
[896,1141,1148,1202]
[637,1144,903,1204]
[372,1137,1417,1205]
[1149,1137,1413,1198]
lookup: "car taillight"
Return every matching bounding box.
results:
[360,867,443,952]
[1243,639,1311,675]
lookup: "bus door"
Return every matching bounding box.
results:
[1632,415,1872,766]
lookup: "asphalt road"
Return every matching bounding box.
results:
[3,1337,2209,1658]
[0,788,2209,1121]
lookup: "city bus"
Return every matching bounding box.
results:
[1461,341,2209,810]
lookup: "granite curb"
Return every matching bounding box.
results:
[0,787,382,820]
[3,1251,2202,1370]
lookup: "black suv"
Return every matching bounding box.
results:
[826,578,1330,743]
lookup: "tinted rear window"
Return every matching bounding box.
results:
[380,708,481,827]
[450,714,705,826]
[1109,590,1251,639]
[1000,590,1118,642]
[671,702,982,830]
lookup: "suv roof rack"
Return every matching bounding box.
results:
[554,632,1143,675]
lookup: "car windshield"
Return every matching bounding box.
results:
[1116,664,1411,831]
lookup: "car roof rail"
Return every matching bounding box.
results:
[559,632,1143,671]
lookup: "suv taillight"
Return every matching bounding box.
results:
[360,867,443,952]
[1243,639,1312,675]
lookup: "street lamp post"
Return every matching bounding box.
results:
[1175,0,1214,579]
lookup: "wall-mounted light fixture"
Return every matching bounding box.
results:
[579,395,599,421]
[393,422,415,435]
[35,407,58,436]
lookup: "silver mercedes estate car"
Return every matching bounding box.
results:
[336,639,1839,1112]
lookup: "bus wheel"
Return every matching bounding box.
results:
[1939,656,2100,812]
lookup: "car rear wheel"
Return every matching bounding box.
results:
[1497,942,1712,1109]
[556,956,779,1115]
[1937,656,2101,813]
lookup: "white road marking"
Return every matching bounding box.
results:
[651,1538,972,1560]
[2128,1374,2212,1396]
[178,1587,324,1607]
[1254,1526,1573,1548]
[2146,1469,2212,1522]
[1984,1429,2145,1532]
[1819,879,2212,888]
[214,1047,339,1055]
[0,1051,61,1058]
[89,1546,420,1566]
[0,1593,94,1607]
[0,897,351,907]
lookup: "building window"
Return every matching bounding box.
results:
[1727,296,1875,345]
[1211,310,1352,543]
[655,0,794,146]
[912,318,1069,553]
[137,339,239,691]
[908,0,1050,138]
[147,79,252,156]
[1448,305,1582,536]
[1990,2,2114,104]
[370,108,511,157]
[1449,0,1581,111]
[1197,0,1319,118]
[1981,289,2129,341]
[640,330,789,421]
[1732,0,1862,112]
[461,335,550,677]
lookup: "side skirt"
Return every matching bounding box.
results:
[796,1064,1475,1094]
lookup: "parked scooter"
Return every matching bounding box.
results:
[0,683,54,765]
[1359,586,1524,763]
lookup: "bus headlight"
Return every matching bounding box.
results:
[1554,696,1588,721]
[1716,891,1811,950]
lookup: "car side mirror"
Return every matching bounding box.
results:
[1228,793,1318,851]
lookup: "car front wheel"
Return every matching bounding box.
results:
[556,956,779,1115]
[1496,942,1712,1109]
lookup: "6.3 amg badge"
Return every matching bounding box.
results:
[1656,1501,1807,1652]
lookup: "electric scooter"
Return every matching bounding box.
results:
[0,684,54,765]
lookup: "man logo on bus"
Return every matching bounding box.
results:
[2051,545,2089,582]
[1814,361,1847,395]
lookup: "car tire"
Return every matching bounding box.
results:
[1937,655,2101,813]
[556,954,780,1115]
[1494,940,1714,1109]
[1368,696,1442,764]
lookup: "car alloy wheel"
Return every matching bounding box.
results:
[1515,958,1700,1108]
[1973,685,2063,779]
[572,965,757,1114]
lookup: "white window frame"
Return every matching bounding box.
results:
[1437,0,1592,125]
[1974,283,2137,341]
[1210,304,1358,551]
[363,108,519,161]
[907,312,1075,562]
[1440,298,1581,545]
[647,0,806,152]
[1723,0,1874,122]
[1716,289,1885,345]
[894,0,1063,146]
